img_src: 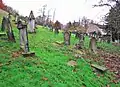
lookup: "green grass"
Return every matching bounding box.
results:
[84,36,120,54]
[0,25,120,87]
[97,41,120,54]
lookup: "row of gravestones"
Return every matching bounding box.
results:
[0,11,35,57]
[63,23,112,53]
[63,29,97,53]
[0,11,111,56]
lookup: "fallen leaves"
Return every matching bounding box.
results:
[96,50,120,81]
[82,48,120,81]
[11,50,23,58]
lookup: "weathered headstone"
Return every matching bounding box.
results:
[17,20,35,57]
[64,31,71,45]
[54,20,61,34]
[86,24,99,53]
[75,33,84,49]
[28,11,35,33]
[17,20,27,50]
[90,37,97,53]
[6,16,16,42]
[1,15,16,42]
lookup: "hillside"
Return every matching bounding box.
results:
[0,22,120,87]
[0,10,120,86]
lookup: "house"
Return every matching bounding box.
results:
[86,23,107,35]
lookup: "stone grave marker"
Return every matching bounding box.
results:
[64,31,71,45]
[86,24,100,53]
[1,16,6,32]
[28,11,35,33]
[17,20,35,57]
[6,16,16,42]
[1,15,16,42]
[0,16,6,36]
[78,33,84,47]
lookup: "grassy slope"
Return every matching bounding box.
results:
[0,11,120,87]
[0,24,120,87]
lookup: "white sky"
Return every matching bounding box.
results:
[3,0,110,24]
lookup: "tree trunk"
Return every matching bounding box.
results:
[90,37,97,53]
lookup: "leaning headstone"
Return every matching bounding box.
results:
[28,11,35,33]
[2,15,16,42]
[6,16,16,42]
[64,31,71,45]
[17,20,35,57]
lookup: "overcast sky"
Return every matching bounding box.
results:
[3,0,110,24]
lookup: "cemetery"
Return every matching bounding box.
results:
[0,0,120,87]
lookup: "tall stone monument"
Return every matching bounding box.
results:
[28,11,35,33]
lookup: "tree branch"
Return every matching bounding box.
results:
[93,3,113,9]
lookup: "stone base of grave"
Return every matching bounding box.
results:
[22,52,35,57]
[91,64,107,72]
[28,32,36,34]
[0,32,6,36]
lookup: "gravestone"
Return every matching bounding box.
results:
[78,33,84,48]
[1,16,6,32]
[0,17,6,36]
[17,20,35,57]
[64,31,71,45]
[1,15,16,42]
[86,24,100,53]
[54,20,61,34]
[28,11,35,33]
[6,16,16,42]
[90,37,97,53]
